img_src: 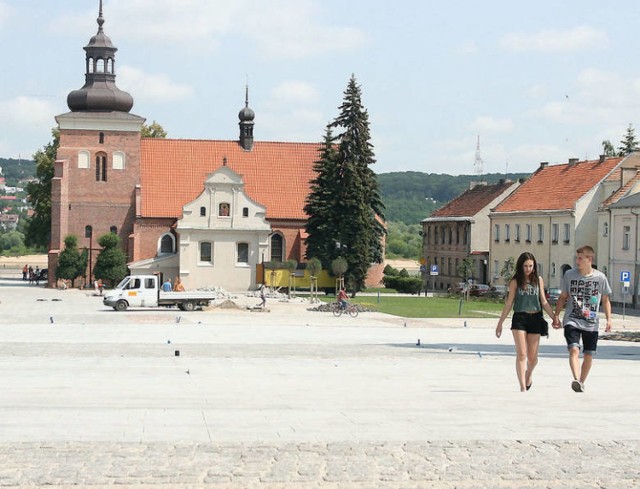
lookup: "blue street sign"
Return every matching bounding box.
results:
[620,270,631,282]
[430,265,439,276]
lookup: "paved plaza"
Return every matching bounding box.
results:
[0,274,639,488]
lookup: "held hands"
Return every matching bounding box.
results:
[552,315,562,329]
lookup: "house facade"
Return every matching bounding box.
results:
[489,155,639,290]
[421,180,520,291]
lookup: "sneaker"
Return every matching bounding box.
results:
[571,380,584,392]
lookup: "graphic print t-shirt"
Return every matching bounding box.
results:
[561,268,612,332]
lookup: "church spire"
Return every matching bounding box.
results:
[238,84,255,151]
[67,0,134,112]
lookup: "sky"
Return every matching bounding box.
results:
[1,0,640,175]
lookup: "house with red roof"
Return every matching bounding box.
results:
[489,154,640,290]
[48,3,384,290]
[596,161,640,306]
[421,179,521,291]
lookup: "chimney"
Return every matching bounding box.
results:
[599,154,606,164]
[568,158,579,165]
[539,162,548,169]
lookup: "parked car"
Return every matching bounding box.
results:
[488,284,508,299]
[469,284,490,296]
[448,282,467,294]
[36,268,48,282]
[546,287,561,304]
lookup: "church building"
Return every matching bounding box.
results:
[48,2,384,290]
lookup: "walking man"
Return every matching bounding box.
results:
[553,245,612,392]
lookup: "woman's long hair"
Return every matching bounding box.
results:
[512,252,539,290]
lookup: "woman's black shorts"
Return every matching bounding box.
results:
[511,311,548,336]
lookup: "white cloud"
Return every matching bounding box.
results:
[118,66,194,103]
[0,2,11,26]
[469,116,514,134]
[269,81,320,106]
[456,41,479,55]
[0,96,55,127]
[500,25,609,53]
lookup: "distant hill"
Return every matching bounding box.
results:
[378,171,530,225]
[0,157,36,187]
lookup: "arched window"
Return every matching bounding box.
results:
[200,242,212,263]
[99,132,105,144]
[97,58,105,72]
[200,206,206,217]
[84,225,93,238]
[158,233,175,254]
[112,151,125,170]
[110,226,117,234]
[242,207,249,217]
[270,234,284,263]
[77,150,90,169]
[87,57,94,73]
[95,153,107,181]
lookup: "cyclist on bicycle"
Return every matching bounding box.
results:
[337,287,349,310]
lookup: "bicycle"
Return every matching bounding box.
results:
[331,301,359,318]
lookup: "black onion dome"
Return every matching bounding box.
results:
[238,105,255,122]
[67,0,134,113]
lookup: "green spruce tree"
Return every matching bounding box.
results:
[93,233,128,287]
[304,75,385,293]
[618,123,639,156]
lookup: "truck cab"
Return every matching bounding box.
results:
[104,275,160,311]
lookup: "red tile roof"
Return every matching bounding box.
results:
[601,169,640,208]
[493,157,622,213]
[140,139,322,219]
[430,181,517,218]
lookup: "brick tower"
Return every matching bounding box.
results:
[49,0,145,286]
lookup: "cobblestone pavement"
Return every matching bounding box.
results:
[1,278,639,488]
[0,440,638,488]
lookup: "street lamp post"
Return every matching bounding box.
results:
[85,226,93,287]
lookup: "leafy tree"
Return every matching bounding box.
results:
[306,257,322,277]
[93,233,128,287]
[56,235,84,287]
[602,139,616,157]
[331,256,348,278]
[141,121,167,138]
[457,257,474,282]
[500,256,515,284]
[24,128,59,248]
[618,123,639,156]
[305,75,386,293]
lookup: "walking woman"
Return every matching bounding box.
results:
[496,252,556,392]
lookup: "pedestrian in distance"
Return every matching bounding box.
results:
[496,252,555,392]
[162,278,172,292]
[257,283,266,308]
[174,277,185,292]
[552,245,612,393]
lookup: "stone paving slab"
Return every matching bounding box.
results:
[0,441,638,488]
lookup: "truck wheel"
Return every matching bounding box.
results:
[183,301,196,312]
[115,300,128,312]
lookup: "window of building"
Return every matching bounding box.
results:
[563,223,570,244]
[99,132,104,144]
[538,262,543,276]
[526,224,531,242]
[110,226,117,234]
[515,224,520,242]
[623,226,631,250]
[237,242,249,263]
[218,203,230,217]
[494,260,499,279]
[603,222,609,237]
[95,153,107,181]
[463,226,468,245]
[199,241,212,263]
[537,224,544,243]
[200,206,206,217]
[440,226,445,244]
[551,262,556,277]
[448,228,453,244]
[242,207,249,217]
[505,224,510,242]
[494,224,500,242]
[159,233,175,254]
[552,223,559,243]
[448,258,452,275]
[112,151,125,170]
[270,234,284,263]
[78,150,90,169]
[84,225,93,238]
[434,227,439,244]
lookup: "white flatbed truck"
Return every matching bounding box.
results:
[103,274,216,311]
